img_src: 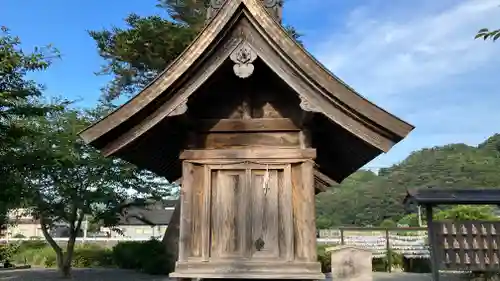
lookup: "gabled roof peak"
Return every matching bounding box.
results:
[206,0,282,23]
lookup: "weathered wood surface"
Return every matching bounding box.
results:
[171,150,323,279]
[180,148,316,160]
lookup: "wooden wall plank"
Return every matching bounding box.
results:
[180,148,316,160]
[196,132,300,149]
[196,118,300,132]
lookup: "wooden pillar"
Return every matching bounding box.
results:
[426,205,440,281]
[179,161,194,261]
[284,164,294,262]
[201,165,211,261]
[300,160,317,261]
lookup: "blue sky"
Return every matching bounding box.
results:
[4,0,500,170]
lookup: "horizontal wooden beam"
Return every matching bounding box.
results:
[180,148,316,160]
[195,118,300,132]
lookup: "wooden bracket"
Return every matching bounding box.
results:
[299,95,322,113]
[169,99,188,116]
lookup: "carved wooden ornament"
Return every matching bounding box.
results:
[230,42,258,78]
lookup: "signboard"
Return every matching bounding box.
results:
[434,221,500,271]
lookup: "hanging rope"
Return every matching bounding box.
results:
[263,164,270,196]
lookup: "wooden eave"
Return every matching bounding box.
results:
[79,0,414,153]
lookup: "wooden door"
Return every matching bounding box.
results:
[210,169,246,259]
[250,169,281,259]
[207,164,293,260]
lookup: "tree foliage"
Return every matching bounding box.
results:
[476,28,500,42]
[398,205,498,227]
[19,107,171,277]
[88,0,302,103]
[316,134,500,227]
[434,205,499,221]
[1,26,173,277]
[0,26,65,233]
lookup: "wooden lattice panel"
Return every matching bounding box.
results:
[434,221,500,271]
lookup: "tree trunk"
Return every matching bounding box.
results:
[60,258,72,278]
[59,210,84,278]
[162,199,180,259]
[40,218,68,277]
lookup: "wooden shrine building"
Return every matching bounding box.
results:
[80,0,414,279]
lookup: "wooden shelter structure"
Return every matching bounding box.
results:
[404,188,500,281]
[80,0,413,279]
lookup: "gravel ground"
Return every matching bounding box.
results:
[0,268,464,281]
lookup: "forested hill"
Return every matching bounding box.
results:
[316,134,500,228]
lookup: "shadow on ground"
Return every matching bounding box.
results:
[0,268,170,281]
[0,269,464,281]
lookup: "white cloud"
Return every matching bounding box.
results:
[315,0,500,99]
[305,0,500,167]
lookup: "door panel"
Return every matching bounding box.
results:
[250,169,281,259]
[210,170,245,258]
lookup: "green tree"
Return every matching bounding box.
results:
[475,28,500,42]
[316,170,378,228]
[399,205,498,227]
[434,205,498,221]
[21,108,171,278]
[379,219,397,228]
[315,134,500,227]
[88,0,302,103]
[0,26,65,234]
[397,213,421,227]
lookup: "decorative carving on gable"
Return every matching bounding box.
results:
[205,0,283,23]
[261,0,283,22]
[230,42,258,78]
[206,0,225,22]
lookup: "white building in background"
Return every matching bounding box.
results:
[2,200,177,240]
[101,199,176,240]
